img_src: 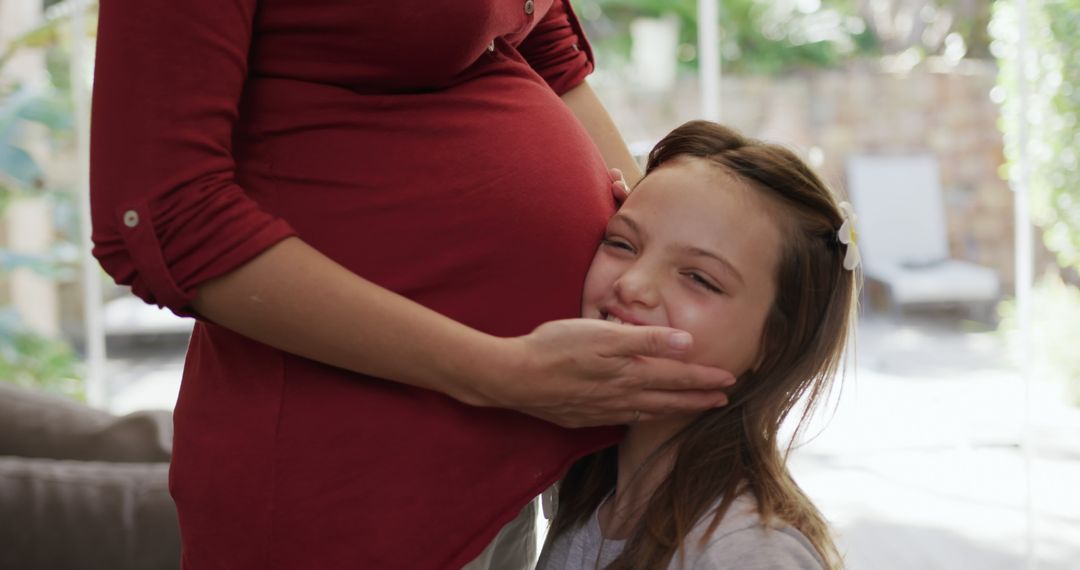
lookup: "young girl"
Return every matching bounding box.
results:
[537,120,858,570]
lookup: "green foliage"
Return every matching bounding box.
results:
[577,0,1002,75]
[0,310,82,399]
[0,2,94,398]
[992,0,1080,269]
[0,84,73,197]
[578,0,873,74]
[0,20,82,280]
[999,273,1080,404]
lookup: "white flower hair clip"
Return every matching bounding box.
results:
[837,202,861,271]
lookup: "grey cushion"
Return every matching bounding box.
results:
[0,382,172,462]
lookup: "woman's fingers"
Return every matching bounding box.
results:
[627,356,736,392]
[601,325,735,389]
[629,389,730,421]
[599,324,696,359]
[609,167,630,203]
[534,387,729,428]
[506,319,736,427]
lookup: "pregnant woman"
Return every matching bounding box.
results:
[89,1,735,568]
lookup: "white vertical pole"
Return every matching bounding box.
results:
[1012,0,1035,567]
[69,0,108,408]
[698,0,720,121]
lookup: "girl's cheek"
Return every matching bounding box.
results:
[669,300,727,364]
[668,294,711,327]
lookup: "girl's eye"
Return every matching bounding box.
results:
[601,238,635,252]
[685,272,723,294]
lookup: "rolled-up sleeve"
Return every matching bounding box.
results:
[90,0,296,316]
[517,0,596,95]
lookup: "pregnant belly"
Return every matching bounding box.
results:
[237,72,613,336]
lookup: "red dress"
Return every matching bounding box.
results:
[90,0,621,568]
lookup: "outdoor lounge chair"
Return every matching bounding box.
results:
[845,154,1001,318]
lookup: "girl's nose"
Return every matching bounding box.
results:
[613,266,661,308]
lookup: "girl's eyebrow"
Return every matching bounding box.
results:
[615,212,745,286]
[674,245,745,286]
[611,212,645,238]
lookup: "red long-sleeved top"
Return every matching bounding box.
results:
[90,0,621,568]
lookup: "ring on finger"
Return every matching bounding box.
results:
[632,409,641,423]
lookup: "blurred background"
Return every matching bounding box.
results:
[0,0,1077,568]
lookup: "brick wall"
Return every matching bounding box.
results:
[594,59,1044,291]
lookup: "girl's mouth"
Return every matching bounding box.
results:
[600,311,635,325]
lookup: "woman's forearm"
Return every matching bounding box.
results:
[192,85,639,410]
[191,236,501,406]
[191,237,735,428]
[561,81,643,185]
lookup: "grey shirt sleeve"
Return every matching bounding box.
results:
[682,526,825,570]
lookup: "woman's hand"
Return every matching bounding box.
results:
[191,238,730,429]
[468,319,736,428]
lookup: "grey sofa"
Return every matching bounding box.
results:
[0,382,180,570]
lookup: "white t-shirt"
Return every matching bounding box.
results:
[536,494,826,570]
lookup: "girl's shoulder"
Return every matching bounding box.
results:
[675,495,826,570]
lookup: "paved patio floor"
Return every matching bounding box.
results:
[790,315,1080,570]
[104,314,1080,569]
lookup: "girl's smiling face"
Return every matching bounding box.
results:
[582,157,785,376]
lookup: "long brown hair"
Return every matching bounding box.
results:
[549,121,857,569]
